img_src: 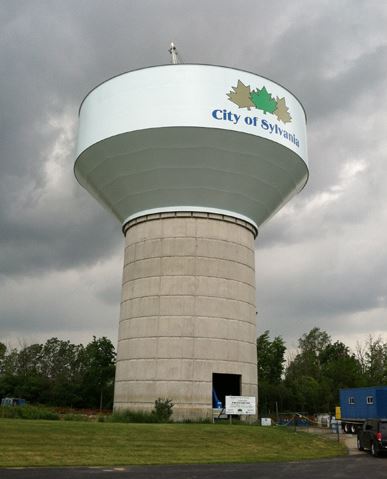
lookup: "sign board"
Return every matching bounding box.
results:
[225,396,256,415]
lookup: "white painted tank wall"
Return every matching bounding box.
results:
[114,213,258,420]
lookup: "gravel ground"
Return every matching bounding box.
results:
[305,427,361,455]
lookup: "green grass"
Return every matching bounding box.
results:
[0,419,347,467]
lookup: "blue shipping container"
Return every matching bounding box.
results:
[340,386,387,420]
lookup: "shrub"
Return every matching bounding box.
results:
[152,398,174,422]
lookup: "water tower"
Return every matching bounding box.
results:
[75,53,308,419]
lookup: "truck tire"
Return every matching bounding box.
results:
[343,423,349,434]
[351,424,357,434]
[371,442,379,457]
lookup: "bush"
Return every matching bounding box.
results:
[152,398,174,422]
[0,405,60,420]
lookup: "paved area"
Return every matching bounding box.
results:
[1,455,386,479]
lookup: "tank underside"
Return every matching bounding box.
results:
[74,127,308,229]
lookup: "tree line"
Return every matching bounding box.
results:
[257,327,387,415]
[1,328,386,414]
[0,336,115,409]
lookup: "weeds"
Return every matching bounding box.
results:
[0,405,60,420]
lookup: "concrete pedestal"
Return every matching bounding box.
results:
[113,212,257,420]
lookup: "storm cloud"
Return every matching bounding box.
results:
[1,0,387,350]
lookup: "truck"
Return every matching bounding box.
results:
[339,386,387,434]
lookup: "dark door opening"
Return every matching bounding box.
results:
[212,373,241,408]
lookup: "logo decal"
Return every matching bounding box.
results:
[227,80,292,124]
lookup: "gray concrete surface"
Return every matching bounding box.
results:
[114,213,258,420]
[342,433,361,455]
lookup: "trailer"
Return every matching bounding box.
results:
[339,386,387,434]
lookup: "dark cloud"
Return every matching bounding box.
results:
[1,0,387,348]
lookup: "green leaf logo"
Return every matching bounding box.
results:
[251,86,277,114]
[227,81,292,124]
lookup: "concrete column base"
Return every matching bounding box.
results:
[114,212,258,421]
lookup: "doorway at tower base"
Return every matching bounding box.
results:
[212,373,241,409]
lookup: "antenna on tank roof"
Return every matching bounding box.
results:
[169,42,181,64]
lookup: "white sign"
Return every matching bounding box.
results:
[225,396,256,415]
[261,417,272,426]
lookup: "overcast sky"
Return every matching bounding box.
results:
[1,0,387,353]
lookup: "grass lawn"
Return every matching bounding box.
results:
[0,419,347,467]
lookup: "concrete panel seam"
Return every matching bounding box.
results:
[115,358,257,366]
[123,255,256,272]
[114,379,211,384]
[114,401,213,407]
[119,312,257,323]
[121,294,255,308]
[125,237,255,254]
[121,275,256,291]
[117,336,257,346]
[119,316,257,328]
